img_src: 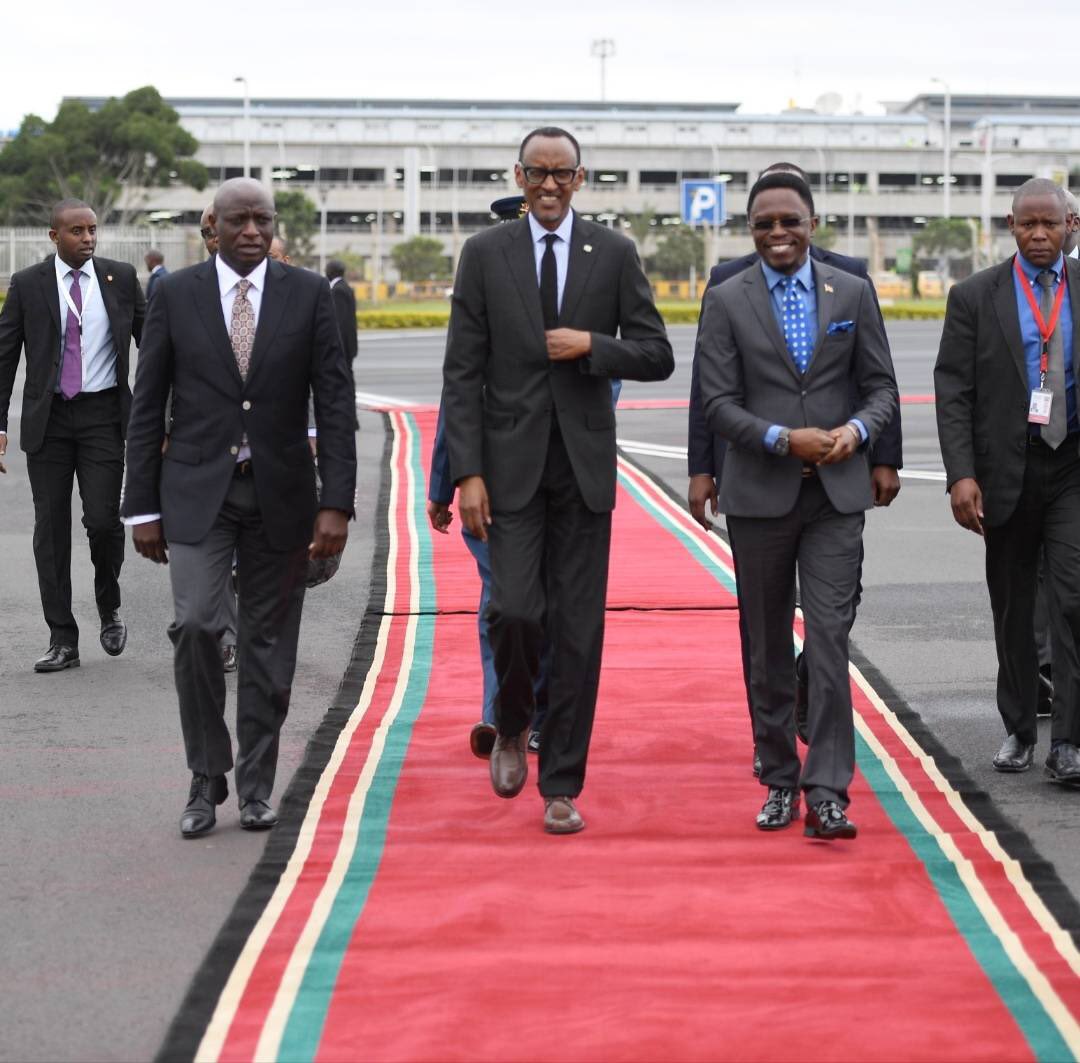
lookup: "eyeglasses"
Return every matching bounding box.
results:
[519,165,579,187]
[749,216,812,233]
[200,226,214,239]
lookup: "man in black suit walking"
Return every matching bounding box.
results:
[442,126,673,834]
[935,178,1080,783]
[144,249,168,303]
[698,172,898,839]
[122,177,357,837]
[326,260,358,365]
[0,199,145,671]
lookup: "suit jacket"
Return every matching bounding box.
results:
[0,256,145,454]
[699,260,898,517]
[442,214,673,514]
[688,245,903,479]
[331,280,358,361]
[121,257,357,550]
[146,265,169,304]
[934,254,1080,527]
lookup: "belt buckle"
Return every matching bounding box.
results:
[235,459,252,477]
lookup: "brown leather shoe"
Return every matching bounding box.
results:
[490,732,527,798]
[544,796,585,835]
[470,722,497,759]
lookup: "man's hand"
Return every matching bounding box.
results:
[310,508,349,559]
[132,520,169,564]
[949,477,984,536]
[546,328,592,362]
[819,423,862,465]
[688,474,718,531]
[0,430,6,474]
[427,500,453,534]
[788,428,836,464]
[457,475,491,542]
[871,465,901,506]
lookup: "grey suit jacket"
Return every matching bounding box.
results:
[934,254,1080,527]
[441,213,673,514]
[698,260,898,517]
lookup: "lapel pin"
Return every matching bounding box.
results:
[823,283,834,293]
[106,274,113,282]
[583,244,593,253]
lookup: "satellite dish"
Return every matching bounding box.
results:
[815,92,843,115]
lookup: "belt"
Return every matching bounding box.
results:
[53,386,119,403]
[1027,432,1080,448]
[801,463,817,478]
[233,459,254,478]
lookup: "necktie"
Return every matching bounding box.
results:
[60,271,83,399]
[540,233,559,330]
[1035,270,1067,449]
[780,277,812,374]
[230,278,255,380]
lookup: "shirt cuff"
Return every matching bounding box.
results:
[764,424,784,452]
[121,513,161,525]
[849,419,868,443]
[308,428,317,437]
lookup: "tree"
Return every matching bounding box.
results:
[273,189,318,264]
[625,205,657,256]
[913,218,973,261]
[812,223,837,250]
[650,225,704,279]
[0,87,207,225]
[391,236,450,282]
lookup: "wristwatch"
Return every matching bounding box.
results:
[774,428,791,456]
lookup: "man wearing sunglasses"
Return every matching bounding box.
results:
[441,126,673,834]
[698,172,897,840]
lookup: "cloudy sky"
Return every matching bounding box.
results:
[4,0,1077,131]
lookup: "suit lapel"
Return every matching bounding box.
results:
[991,256,1028,393]
[805,262,835,378]
[39,259,62,340]
[193,258,243,385]
[743,266,803,385]
[503,217,546,342]
[558,216,599,325]
[247,259,291,384]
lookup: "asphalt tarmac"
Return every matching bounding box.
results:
[1,319,1077,1061]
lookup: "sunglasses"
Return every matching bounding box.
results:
[749,216,812,233]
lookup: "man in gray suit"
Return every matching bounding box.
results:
[442,126,673,834]
[698,172,897,839]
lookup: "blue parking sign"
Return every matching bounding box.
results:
[681,180,727,225]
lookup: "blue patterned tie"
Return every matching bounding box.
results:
[780,277,812,374]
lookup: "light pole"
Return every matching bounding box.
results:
[591,39,615,102]
[234,76,250,178]
[931,77,952,219]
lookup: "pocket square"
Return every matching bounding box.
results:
[827,320,855,335]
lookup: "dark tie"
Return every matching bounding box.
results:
[60,270,83,399]
[1035,270,1067,449]
[540,233,559,329]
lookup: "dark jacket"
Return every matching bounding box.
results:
[331,279,358,361]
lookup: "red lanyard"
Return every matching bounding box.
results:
[1014,256,1067,379]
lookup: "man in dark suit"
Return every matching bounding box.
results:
[442,126,674,834]
[699,172,898,839]
[144,249,168,303]
[326,260,358,364]
[935,177,1080,783]
[687,163,904,774]
[0,198,145,671]
[121,177,357,837]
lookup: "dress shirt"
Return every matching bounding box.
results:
[759,256,867,452]
[54,255,117,394]
[1013,251,1077,436]
[528,209,573,314]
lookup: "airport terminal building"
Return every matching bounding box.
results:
[73,93,1080,274]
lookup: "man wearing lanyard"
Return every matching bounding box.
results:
[0,199,145,671]
[936,178,1080,783]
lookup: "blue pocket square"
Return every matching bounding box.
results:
[827,320,855,335]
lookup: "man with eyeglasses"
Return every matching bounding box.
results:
[442,126,673,834]
[688,162,903,776]
[698,172,897,839]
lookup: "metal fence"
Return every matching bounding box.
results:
[0,227,198,284]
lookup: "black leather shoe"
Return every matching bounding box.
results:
[752,748,762,778]
[99,611,127,656]
[34,645,80,672]
[1045,743,1080,787]
[804,801,857,840]
[180,773,228,837]
[469,722,496,759]
[1038,664,1053,719]
[490,732,528,798]
[756,787,799,831]
[239,799,278,830]
[993,734,1035,773]
[794,651,809,744]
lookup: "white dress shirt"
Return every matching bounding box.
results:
[527,209,574,315]
[54,255,117,393]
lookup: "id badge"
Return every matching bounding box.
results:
[1029,387,1053,425]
